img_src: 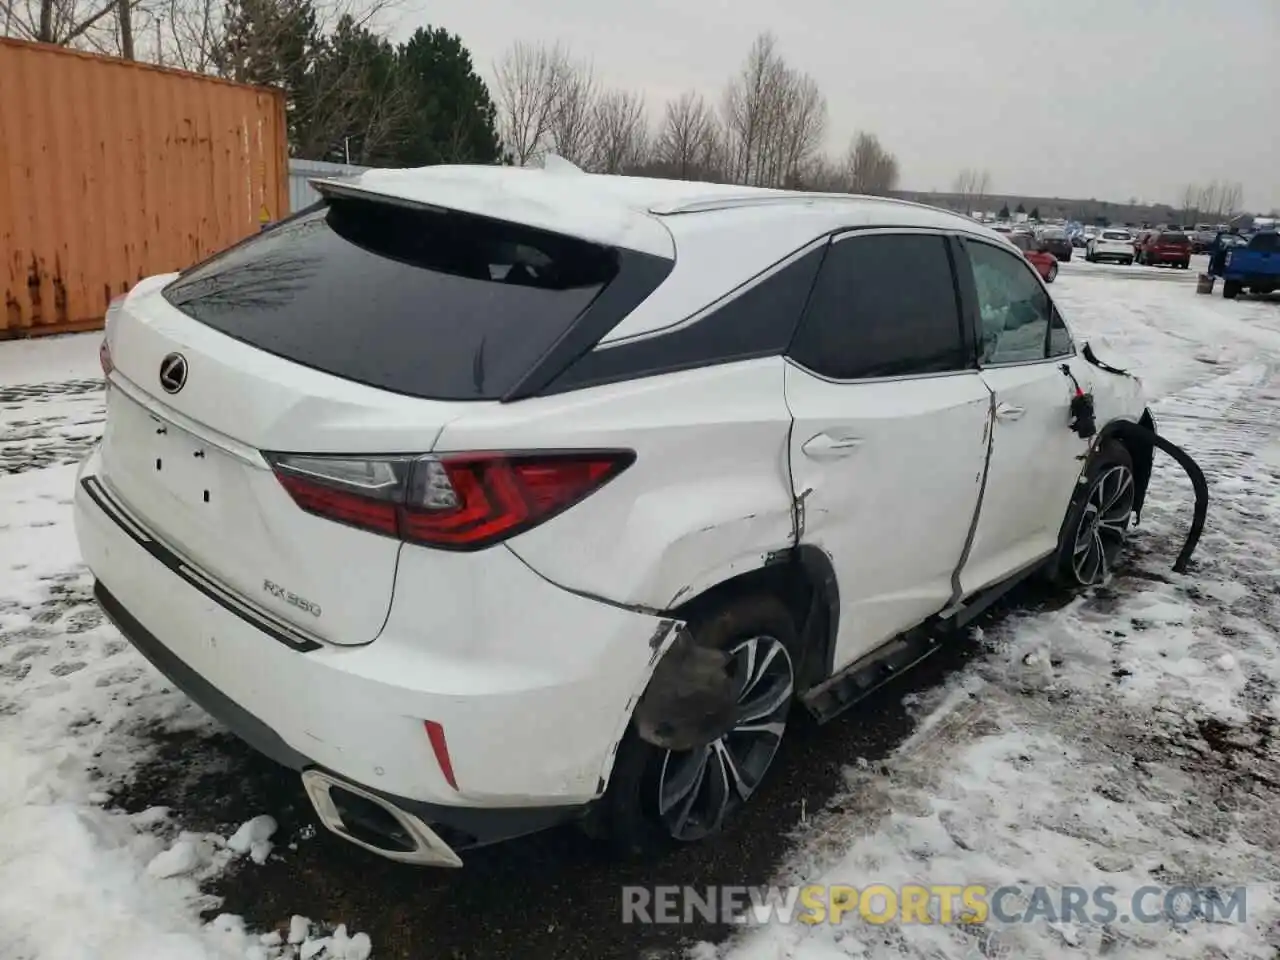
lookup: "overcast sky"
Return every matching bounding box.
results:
[394,0,1278,212]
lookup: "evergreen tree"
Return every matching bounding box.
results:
[394,27,502,166]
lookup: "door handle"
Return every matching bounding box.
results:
[802,432,862,459]
[994,402,1026,421]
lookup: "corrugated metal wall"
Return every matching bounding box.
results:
[0,38,288,338]
[288,158,370,213]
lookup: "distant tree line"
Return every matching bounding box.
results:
[492,32,901,194]
[4,2,902,192]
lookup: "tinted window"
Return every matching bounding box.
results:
[1102,231,1131,241]
[1250,232,1279,252]
[1048,307,1073,357]
[965,240,1054,365]
[163,198,634,400]
[788,234,967,379]
[1160,232,1189,243]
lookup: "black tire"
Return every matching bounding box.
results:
[1223,281,1240,300]
[1124,258,1134,266]
[1050,441,1136,588]
[592,594,799,858]
[1046,262,1058,283]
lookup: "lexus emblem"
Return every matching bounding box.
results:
[159,353,188,394]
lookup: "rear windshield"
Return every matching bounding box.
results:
[1040,229,1066,239]
[163,197,624,400]
[1160,232,1189,243]
[1250,232,1279,251]
[1102,231,1131,241]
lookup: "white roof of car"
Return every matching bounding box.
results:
[311,163,985,260]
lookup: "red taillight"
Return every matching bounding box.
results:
[267,450,634,551]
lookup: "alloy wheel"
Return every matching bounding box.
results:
[656,635,794,842]
[1072,464,1135,585]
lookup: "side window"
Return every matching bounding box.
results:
[1047,306,1073,357]
[965,240,1054,365]
[788,234,967,379]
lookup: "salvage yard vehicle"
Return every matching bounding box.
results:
[1086,229,1137,265]
[1137,230,1193,269]
[1214,230,1280,299]
[78,165,1184,867]
[1008,231,1059,282]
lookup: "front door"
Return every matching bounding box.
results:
[954,235,1091,594]
[784,230,993,671]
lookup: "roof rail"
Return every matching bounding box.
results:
[650,192,970,219]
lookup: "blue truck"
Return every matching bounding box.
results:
[1208,230,1280,299]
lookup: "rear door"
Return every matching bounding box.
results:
[785,231,992,670]
[953,235,1090,594]
[99,197,641,644]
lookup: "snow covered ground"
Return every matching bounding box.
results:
[0,266,1278,960]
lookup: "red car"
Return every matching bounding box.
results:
[1009,232,1058,282]
[1137,230,1192,269]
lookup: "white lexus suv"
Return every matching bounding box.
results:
[75,165,1155,866]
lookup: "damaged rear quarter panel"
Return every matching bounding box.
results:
[440,357,798,610]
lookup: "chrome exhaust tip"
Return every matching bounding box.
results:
[300,769,463,867]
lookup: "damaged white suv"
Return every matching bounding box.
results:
[76,165,1159,866]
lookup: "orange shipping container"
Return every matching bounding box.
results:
[0,38,288,338]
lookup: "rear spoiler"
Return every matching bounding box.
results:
[308,170,675,260]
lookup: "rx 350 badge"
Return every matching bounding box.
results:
[263,579,322,617]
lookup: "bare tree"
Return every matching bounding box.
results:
[769,71,826,187]
[1220,181,1243,218]
[493,40,570,166]
[1198,181,1222,220]
[845,132,899,195]
[116,0,132,56]
[2,0,125,45]
[654,90,720,180]
[548,57,598,167]
[588,88,648,174]
[161,0,222,71]
[721,32,828,188]
[952,168,992,215]
[1179,184,1200,224]
[721,31,787,185]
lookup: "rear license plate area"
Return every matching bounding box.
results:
[145,412,226,520]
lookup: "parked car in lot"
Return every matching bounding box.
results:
[1138,230,1192,268]
[77,167,1156,866]
[1086,229,1137,265]
[1191,224,1220,253]
[1213,230,1280,299]
[1034,226,1073,261]
[1008,231,1059,282]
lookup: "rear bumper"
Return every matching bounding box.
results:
[92,580,579,850]
[74,449,682,848]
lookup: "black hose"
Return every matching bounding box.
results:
[1107,421,1208,574]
